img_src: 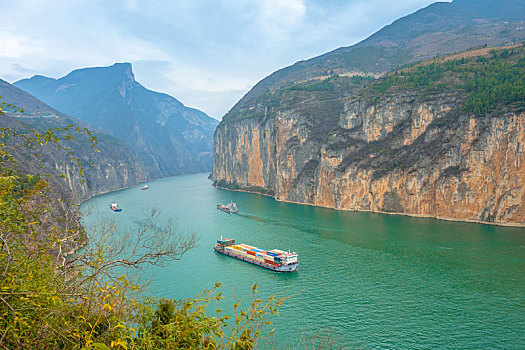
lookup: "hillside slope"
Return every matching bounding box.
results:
[0,79,145,202]
[15,63,218,179]
[223,0,525,123]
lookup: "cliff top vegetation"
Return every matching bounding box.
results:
[332,44,525,179]
[364,44,525,115]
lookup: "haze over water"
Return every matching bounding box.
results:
[81,173,525,348]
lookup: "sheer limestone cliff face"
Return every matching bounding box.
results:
[213,93,525,225]
[56,156,146,203]
[15,135,147,204]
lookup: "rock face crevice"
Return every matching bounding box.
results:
[213,91,525,225]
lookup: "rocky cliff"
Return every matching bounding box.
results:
[213,46,525,225]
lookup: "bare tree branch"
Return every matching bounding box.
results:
[0,231,11,287]
[75,208,198,287]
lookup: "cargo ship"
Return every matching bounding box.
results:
[217,201,239,214]
[214,237,298,272]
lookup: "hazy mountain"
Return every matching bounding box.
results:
[0,79,145,202]
[15,63,219,179]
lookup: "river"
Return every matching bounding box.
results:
[80,173,525,348]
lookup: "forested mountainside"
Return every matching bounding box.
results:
[0,79,145,203]
[223,0,525,123]
[213,45,525,225]
[15,63,218,180]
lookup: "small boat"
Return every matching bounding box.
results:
[141,185,149,190]
[214,236,298,272]
[110,202,122,212]
[217,201,238,214]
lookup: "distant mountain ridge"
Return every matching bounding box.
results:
[15,63,219,179]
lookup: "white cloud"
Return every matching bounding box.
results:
[259,0,306,24]
[0,32,41,58]
[256,0,306,43]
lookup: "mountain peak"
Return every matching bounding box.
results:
[57,62,136,86]
[110,62,133,76]
[112,62,131,68]
[110,62,135,84]
[29,74,56,82]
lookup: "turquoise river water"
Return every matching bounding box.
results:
[80,173,525,349]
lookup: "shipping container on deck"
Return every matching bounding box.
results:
[217,238,235,246]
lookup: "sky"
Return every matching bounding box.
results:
[0,0,444,120]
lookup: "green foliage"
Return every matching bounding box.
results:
[463,55,525,115]
[133,283,285,349]
[369,62,446,94]
[366,45,525,115]
[288,76,337,92]
[351,75,375,85]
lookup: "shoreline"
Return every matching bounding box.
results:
[77,171,212,206]
[76,181,145,206]
[214,185,525,228]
